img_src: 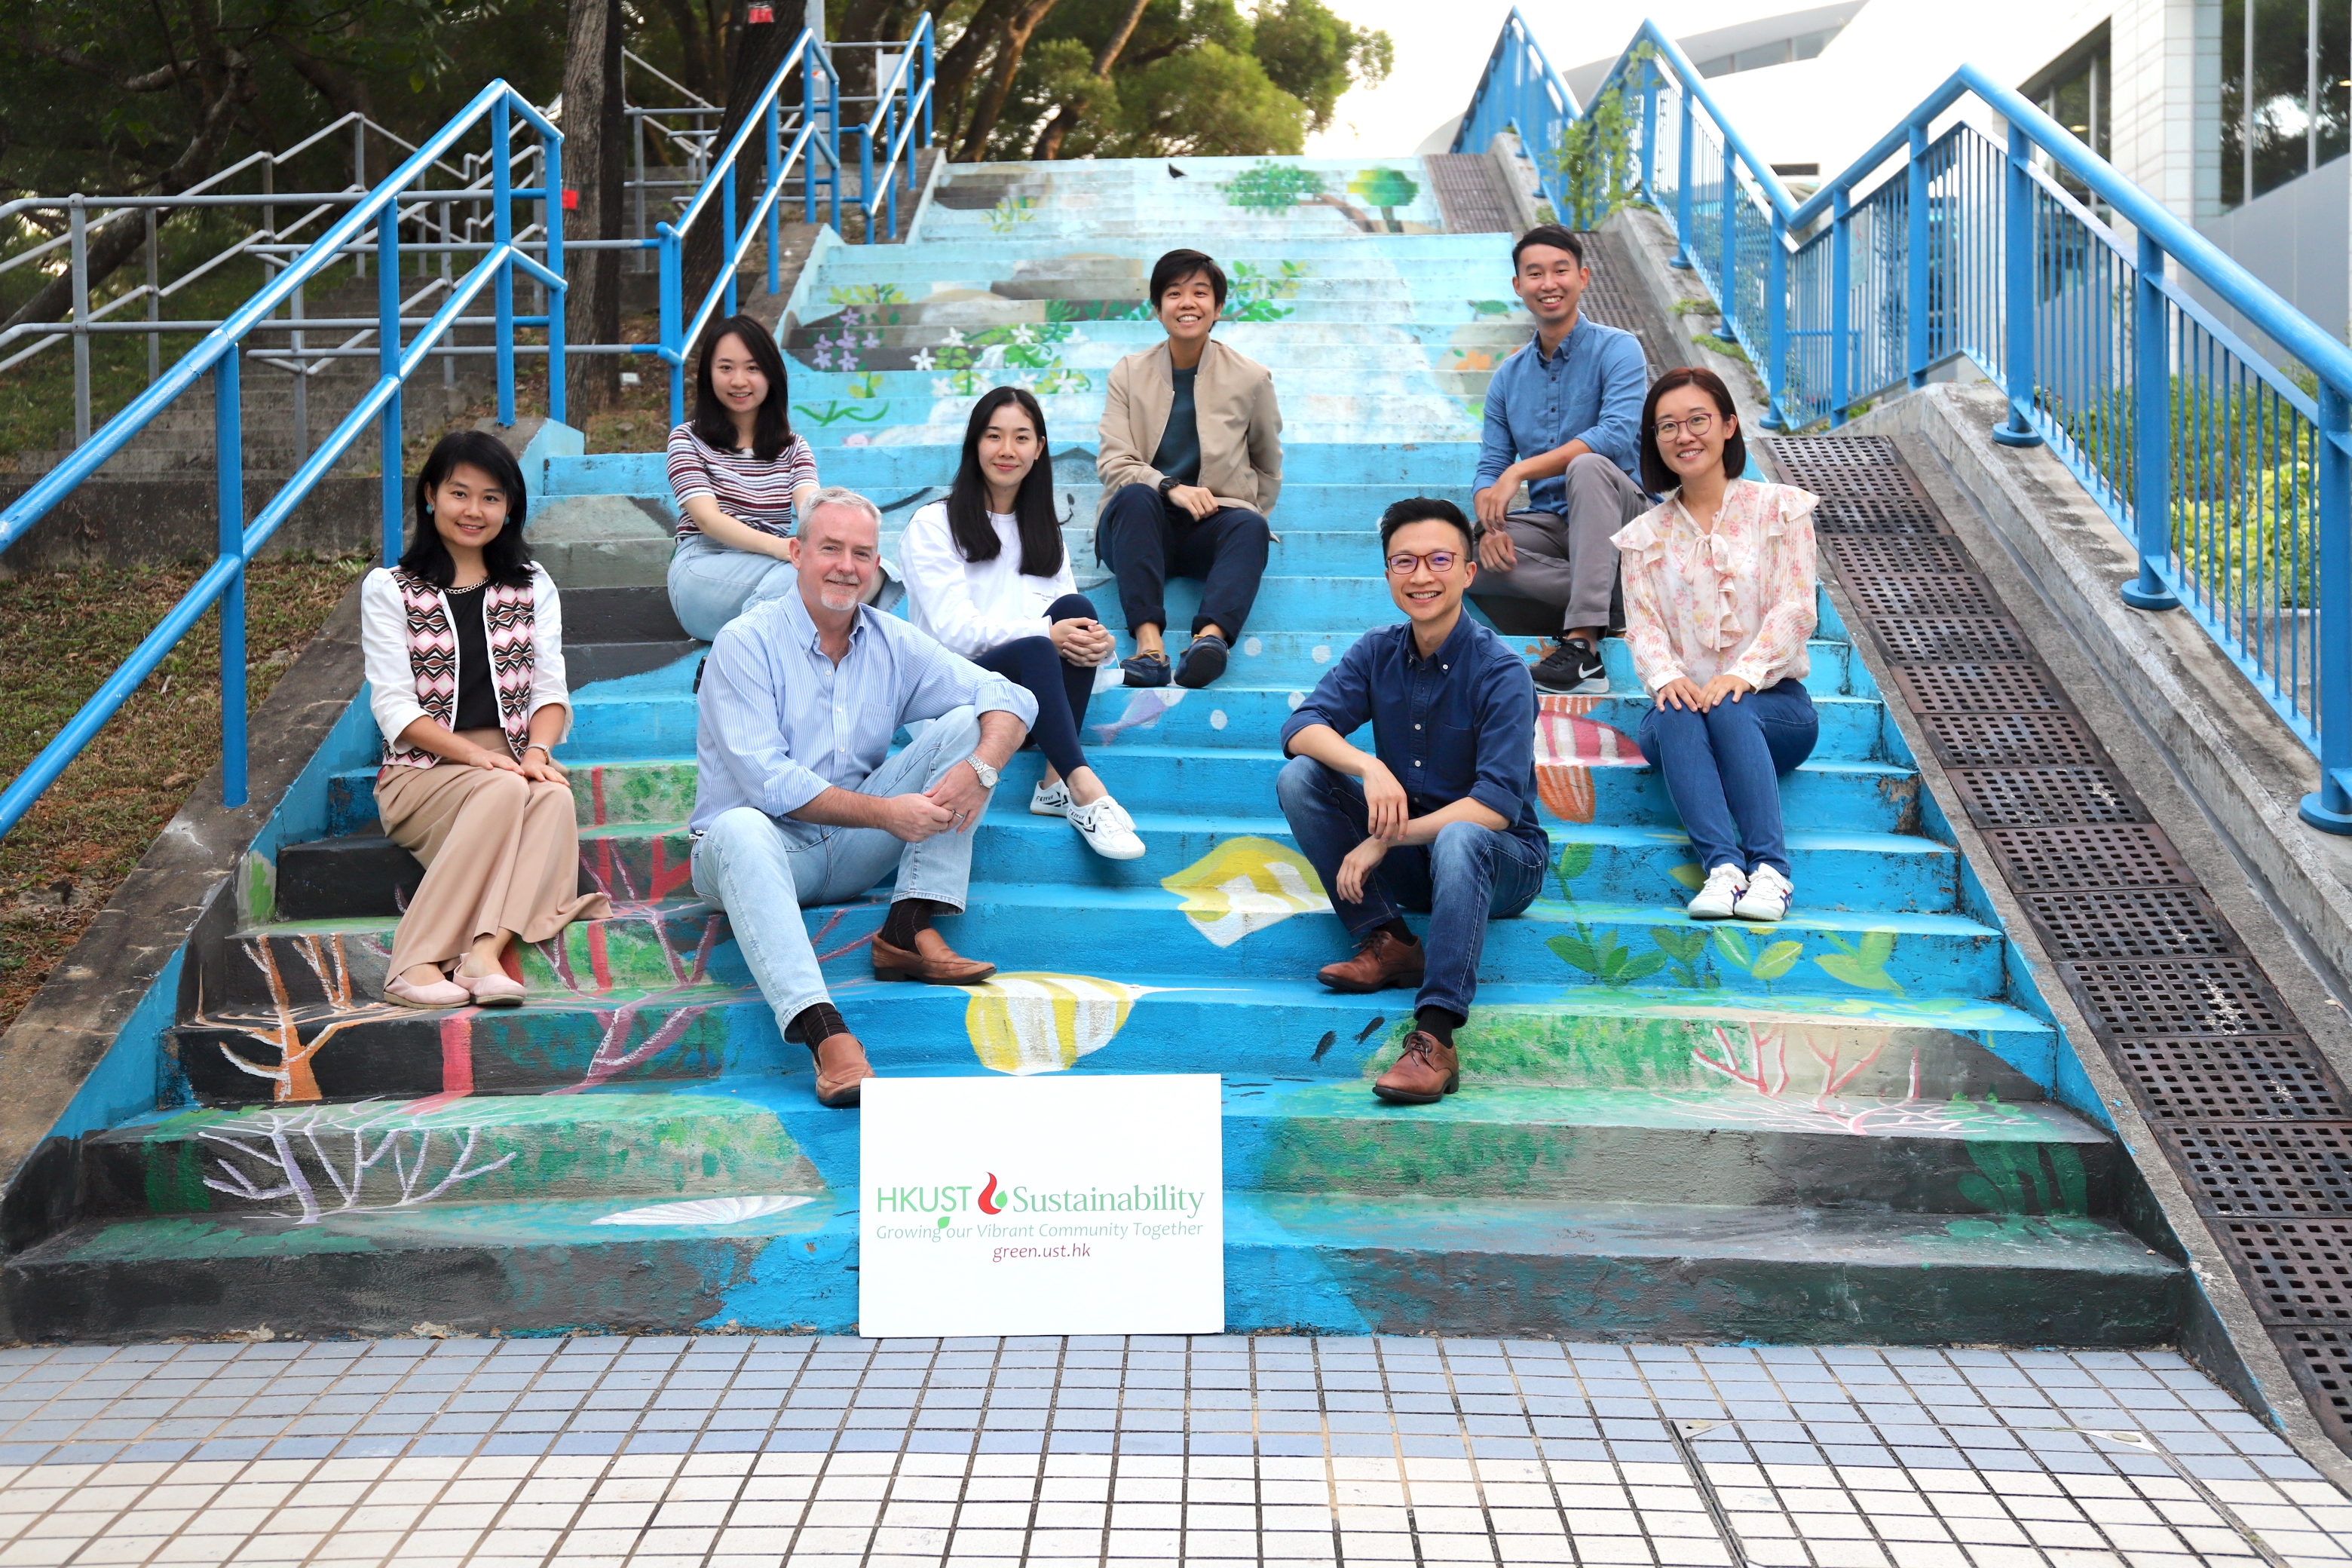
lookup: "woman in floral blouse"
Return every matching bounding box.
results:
[1612,366,1820,923]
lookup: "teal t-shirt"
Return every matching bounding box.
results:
[1150,366,1202,486]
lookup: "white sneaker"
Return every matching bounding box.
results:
[1030,779,1072,817]
[1732,864,1793,922]
[1066,795,1146,860]
[1686,863,1747,920]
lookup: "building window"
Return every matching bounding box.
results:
[2023,27,2111,206]
[2221,0,2351,207]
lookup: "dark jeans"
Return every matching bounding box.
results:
[974,593,1099,782]
[1637,679,1819,879]
[1096,482,1271,639]
[1276,755,1547,1021]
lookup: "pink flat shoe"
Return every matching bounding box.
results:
[457,969,526,1006]
[384,974,471,1009]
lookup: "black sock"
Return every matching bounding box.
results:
[880,898,937,948]
[1380,918,1418,947]
[790,1001,847,1047]
[1415,1005,1462,1049]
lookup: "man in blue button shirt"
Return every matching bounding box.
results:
[691,488,1039,1108]
[1276,498,1549,1104]
[1470,224,1652,695]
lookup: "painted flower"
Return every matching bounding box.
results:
[941,327,967,347]
[911,348,936,370]
[864,332,881,348]
[933,377,955,396]
[1010,323,1037,345]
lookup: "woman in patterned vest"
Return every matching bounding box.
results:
[360,430,610,1008]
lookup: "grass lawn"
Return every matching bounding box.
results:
[0,556,368,1034]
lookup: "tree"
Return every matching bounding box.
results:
[1248,0,1389,136]
[562,0,626,412]
[1347,166,1416,231]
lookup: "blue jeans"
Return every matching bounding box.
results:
[669,532,799,642]
[691,706,986,1034]
[1637,679,1819,880]
[1276,755,1547,1021]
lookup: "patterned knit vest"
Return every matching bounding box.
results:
[380,568,538,770]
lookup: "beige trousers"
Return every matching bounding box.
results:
[375,729,611,980]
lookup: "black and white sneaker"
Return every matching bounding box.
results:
[1531,635,1608,694]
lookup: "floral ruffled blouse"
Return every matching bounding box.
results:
[1611,477,1820,695]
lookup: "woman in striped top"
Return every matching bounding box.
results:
[665,314,822,641]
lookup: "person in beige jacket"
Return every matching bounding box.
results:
[1095,248,1284,688]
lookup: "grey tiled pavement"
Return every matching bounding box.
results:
[0,1336,2340,1568]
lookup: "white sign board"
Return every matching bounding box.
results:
[857,1074,1223,1338]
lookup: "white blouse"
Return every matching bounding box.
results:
[359,562,574,752]
[897,501,1077,657]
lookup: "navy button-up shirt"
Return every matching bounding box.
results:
[1475,314,1650,514]
[1279,613,1545,856]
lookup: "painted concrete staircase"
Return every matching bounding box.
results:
[2,155,2184,1343]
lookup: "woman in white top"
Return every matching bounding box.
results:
[1613,366,1821,924]
[360,431,609,1009]
[900,387,1145,861]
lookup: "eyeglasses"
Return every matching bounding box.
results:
[1653,412,1716,440]
[1386,550,1462,575]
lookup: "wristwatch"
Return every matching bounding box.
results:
[1157,475,1181,497]
[965,756,1000,789]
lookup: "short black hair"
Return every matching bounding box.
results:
[401,430,534,589]
[1378,497,1474,555]
[1638,366,1747,493]
[1511,224,1587,271]
[1150,248,1227,311]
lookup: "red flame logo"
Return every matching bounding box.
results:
[978,1173,1003,1214]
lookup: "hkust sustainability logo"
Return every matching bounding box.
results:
[871,1173,1208,1242]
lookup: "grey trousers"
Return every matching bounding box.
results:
[1472,452,1650,632]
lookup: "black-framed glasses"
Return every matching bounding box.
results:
[1386,550,1462,575]
[1653,412,1716,439]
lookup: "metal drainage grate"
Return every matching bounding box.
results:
[2281,1330,2352,1429]
[1949,767,2146,826]
[1870,617,2033,664]
[1920,713,2102,767]
[2062,957,2292,1036]
[2119,1038,2342,1121]
[1770,439,1931,498]
[1980,825,2196,890]
[2223,1218,2352,1321]
[2018,888,2233,960]
[1821,537,1974,577]
[2167,1124,2352,1215]
[1844,576,2001,617]
[1889,665,2066,712]
[1813,497,1943,532]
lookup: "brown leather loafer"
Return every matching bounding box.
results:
[1317,929,1426,993]
[810,1031,875,1108]
[1373,1031,1459,1105]
[871,928,997,985]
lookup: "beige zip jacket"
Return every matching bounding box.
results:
[1095,337,1284,516]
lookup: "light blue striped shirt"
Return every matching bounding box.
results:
[690,588,1037,835]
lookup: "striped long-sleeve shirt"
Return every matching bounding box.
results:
[666,422,819,541]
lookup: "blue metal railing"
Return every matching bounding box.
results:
[0,81,566,841]
[1457,11,2352,835]
[656,28,840,424]
[850,16,936,246]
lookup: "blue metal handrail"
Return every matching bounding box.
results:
[656,27,839,423]
[850,14,936,244]
[0,80,565,841]
[1456,9,2352,835]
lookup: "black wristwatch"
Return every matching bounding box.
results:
[1158,475,1181,497]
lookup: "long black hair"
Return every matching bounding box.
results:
[945,386,1062,577]
[401,430,534,589]
[690,314,794,460]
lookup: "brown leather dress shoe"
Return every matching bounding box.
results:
[1317,929,1426,993]
[1373,1031,1459,1105]
[810,1031,875,1108]
[871,927,997,985]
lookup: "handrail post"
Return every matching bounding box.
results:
[216,349,247,811]
[492,97,516,426]
[860,128,875,244]
[1830,186,1851,426]
[660,221,685,425]
[544,116,568,432]
[766,90,784,296]
[804,51,821,225]
[145,209,161,386]
[1906,122,1929,387]
[378,202,405,566]
[1718,138,1736,323]
[2301,383,2352,831]
[722,140,740,317]
[1639,59,1658,204]
[2121,229,2180,611]
[1992,121,2043,447]
[1671,91,1692,269]
[1761,208,1788,429]
[922,20,934,149]
[69,195,90,449]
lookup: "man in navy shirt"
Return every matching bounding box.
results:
[1470,225,1652,695]
[1276,498,1548,1104]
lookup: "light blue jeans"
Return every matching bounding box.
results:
[669,533,799,642]
[691,706,987,1033]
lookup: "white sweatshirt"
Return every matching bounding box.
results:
[898,501,1077,657]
